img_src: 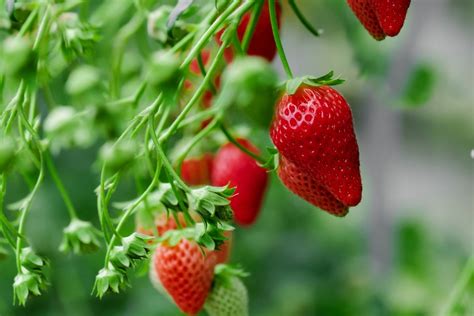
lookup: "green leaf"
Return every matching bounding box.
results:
[401,64,437,107]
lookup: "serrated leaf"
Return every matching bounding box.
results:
[198,233,215,250]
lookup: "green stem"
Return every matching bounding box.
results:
[177,107,219,129]
[219,123,266,164]
[97,167,117,243]
[15,95,45,272]
[45,152,78,219]
[197,53,217,93]
[181,0,242,68]
[288,0,321,37]
[0,174,17,250]
[110,12,146,98]
[176,115,222,170]
[33,6,50,51]
[242,0,264,51]
[269,0,293,79]
[440,255,474,316]
[18,8,39,37]
[160,36,228,142]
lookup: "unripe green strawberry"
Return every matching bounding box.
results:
[205,265,249,316]
[217,57,278,127]
[147,51,181,92]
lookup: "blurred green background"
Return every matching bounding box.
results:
[1,0,473,315]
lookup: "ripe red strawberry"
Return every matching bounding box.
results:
[153,239,217,315]
[270,85,362,211]
[181,154,214,186]
[278,156,348,216]
[212,139,268,226]
[372,0,411,37]
[216,2,282,62]
[347,0,386,40]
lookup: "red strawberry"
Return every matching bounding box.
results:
[278,156,348,216]
[189,50,211,75]
[270,85,362,210]
[347,0,386,40]
[216,2,282,62]
[137,212,231,263]
[181,154,214,186]
[372,0,411,37]
[212,139,268,226]
[153,239,217,315]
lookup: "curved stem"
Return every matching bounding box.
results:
[269,0,293,79]
[15,94,45,272]
[18,8,39,37]
[242,0,264,51]
[440,255,474,316]
[159,37,228,142]
[219,123,266,165]
[288,0,321,37]
[197,53,217,93]
[33,6,50,50]
[181,0,242,68]
[45,151,78,219]
[176,115,221,170]
[110,12,146,98]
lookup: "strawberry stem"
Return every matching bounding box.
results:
[269,0,294,79]
[242,0,265,52]
[219,123,267,165]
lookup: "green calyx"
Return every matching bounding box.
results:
[14,248,49,306]
[283,71,345,95]
[59,219,102,255]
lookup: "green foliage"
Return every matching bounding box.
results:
[401,63,437,107]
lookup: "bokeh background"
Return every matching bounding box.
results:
[1,0,473,315]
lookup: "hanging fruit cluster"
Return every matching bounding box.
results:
[0,0,411,313]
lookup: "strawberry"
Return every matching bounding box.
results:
[205,274,248,316]
[153,238,217,315]
[137,212,231,263]
[181,154,214,186]
[216,2,282,62]
[270,85,362,213]
[372,0,411,37]
[278,156,348,216]
[211,139,268,226]
[347,0,386,40]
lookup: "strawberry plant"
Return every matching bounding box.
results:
[4,1,468,316]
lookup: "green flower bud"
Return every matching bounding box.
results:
[121,232,152,259]
[94,266,128,298]
[20,247,47,272]
[65,65,101,95]
[147,51,182,92]
[13,270,48,306]
[0,36,33,76]
[99,141,138,173]
[218,57,279,127]
[59,219,102,254]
